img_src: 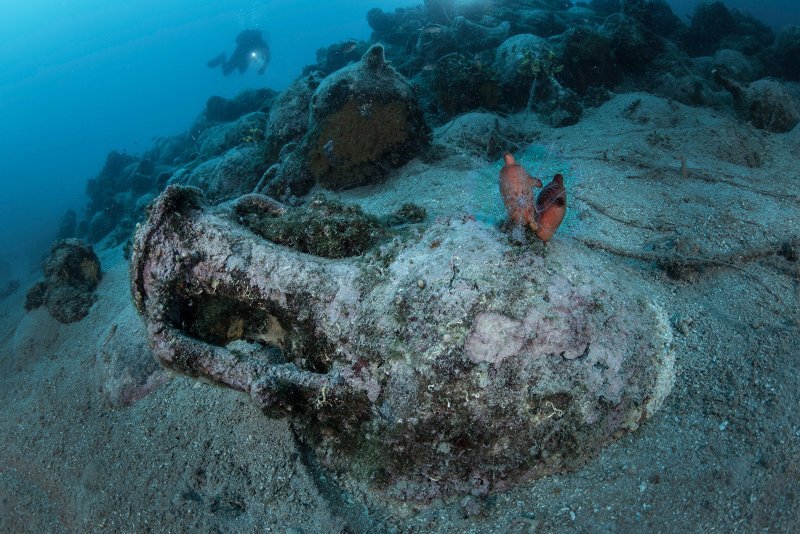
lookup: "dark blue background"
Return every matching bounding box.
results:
[0,0,796,274]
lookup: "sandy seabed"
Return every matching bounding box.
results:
[1,92,798,532]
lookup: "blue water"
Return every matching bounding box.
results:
[0,0,797,276]
[668,0,796,27]
[0,0,410,275]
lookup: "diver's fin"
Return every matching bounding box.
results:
[206,53,226,68]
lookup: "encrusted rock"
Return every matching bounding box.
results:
[514,9,567,37]
[176,145,267,203]
[590,0,622,16]
[25,239,102,323]
[763,26,800,81]
[433,111,525,159]
[683,1,773,57]
[711,49,763,83]
[264,73,323,161]
[623,0,681,38]
[131,185,675,502]
[715,73,800,133]
[493,34,552,108]
[602,13,662,73]
[366,8,405,44]
[557,27,619,95]
[203,88,276,123]
[427,52,500,118]
[492,34,581,124]
[315,40,368,75]
[195,111,267,158]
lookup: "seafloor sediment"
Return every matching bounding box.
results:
[2,0,799,531]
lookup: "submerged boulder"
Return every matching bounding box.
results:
[25,239,101,323]
[366,7,407,45]
[82,150,169,245]
[514,9,568,37]
[557,27,620,94]
[763,26,800,81]
[683,2,736,56]
[427,51,500,118]
[493,34,553,109]
[492,34,582,124]
[602,13,663,73]
[203,88,276,123]
[683,1,773,56]
[710,48,763,83]
[176,145,267,203]
[623,0,681,38]
[195,111,267,158]
[715,73,800,132]
[264,72,323,161]
[433,111,525,160]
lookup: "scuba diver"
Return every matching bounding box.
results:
[207,29,270,75]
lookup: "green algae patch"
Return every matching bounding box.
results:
[235,195,389,259]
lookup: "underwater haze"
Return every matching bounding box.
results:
[0,0,410,276]
[1,0,800,531]
[669,0,798,28]
[0,0,797,274]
